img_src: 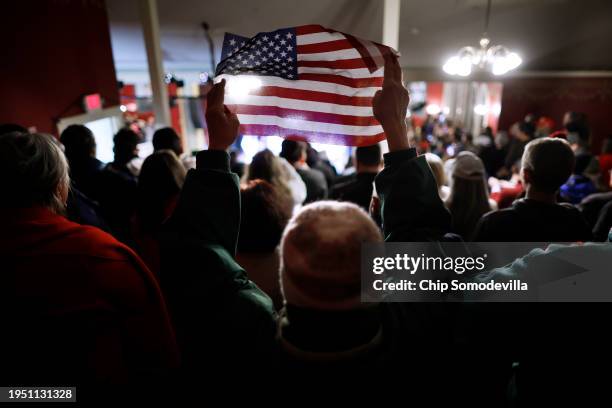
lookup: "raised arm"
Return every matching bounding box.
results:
[373,53,451,241]
[164,79,242,254]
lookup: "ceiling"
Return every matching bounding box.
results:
[106,0,612,74]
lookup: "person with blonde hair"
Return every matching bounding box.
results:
[245,148,305,209]
[425,152,450,200]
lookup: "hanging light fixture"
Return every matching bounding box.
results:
[443,0,522,76]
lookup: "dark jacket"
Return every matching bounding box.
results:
[97,162,139,244]
[593,199,612,241]
[68,156,105,201]
[474,198,593,242]
[296,167,328,203]
[376,149,451,241]
[160,151,276,381]
[0,207,179,392]
[330,172,377,211]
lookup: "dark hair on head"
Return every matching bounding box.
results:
[152,127,183,156]
[113,128,140,163]
[518,121,536,139]
[602,136,612,154]
[279,139,306,164]
[0,123,28,136]
[306,144,319,167]
[60,124,96,163]
[522,138,575,193]
[247,149,293,204]
[136,150,186,233]
[238,179,292,253]
[249,149,277,182]
[565,112,589,140]
[0,132,69,213]
[356,144,382,167]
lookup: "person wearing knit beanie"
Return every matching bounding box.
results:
[279,200,382,311]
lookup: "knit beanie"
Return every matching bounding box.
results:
[280,201,382,310]
[451,151,486,181]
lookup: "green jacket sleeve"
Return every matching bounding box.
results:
[160,151,276,371]
[375,148,451,242]
[170,150,240,255]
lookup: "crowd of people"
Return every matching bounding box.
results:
[2,53,612,403]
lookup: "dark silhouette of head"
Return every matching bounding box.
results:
[137,150,186,233]
[280,140,307,165]
[60,124,96,163]
[238,179,292,253]
[521,138,575,194]
[113,128,140,165]
[355,144,382,170]
[152,127,183,156]
[0,123,28,136]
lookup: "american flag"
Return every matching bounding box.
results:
[215,25,396,146]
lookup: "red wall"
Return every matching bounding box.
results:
[0,0,118,134]
[499,77,612,152]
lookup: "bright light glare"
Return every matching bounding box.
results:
[310,142,351,173]
[426,104,441,115]
[443,56,459,75]
[507,53,522,70]
[492,53,522,76]
[456,57,472,76]
[225,76,262,100]
[492,103,502,116]
[445,56,472,77]
[473,104,488,115]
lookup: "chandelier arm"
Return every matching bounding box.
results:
[484,0,492,36]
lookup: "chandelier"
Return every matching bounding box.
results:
[443,0,522,76]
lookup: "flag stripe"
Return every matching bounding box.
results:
[298,66,379,78]
[342,33,379,73]
[296,31,345,46]
[297,58,370,70]
[216,74,380,97]
[295,25,329,36]
[236,114,382,135]
[224,94,374,116]
[240,124,386,146]
[227,104,381,126]
[239,86,373,106]
[297,48,362,61]
[298,73,383,88]
[297,39,354,54]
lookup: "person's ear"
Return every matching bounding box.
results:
[521,167,532,185]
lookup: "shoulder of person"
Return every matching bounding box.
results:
[557,201,585,214]
[330,177,357,196]
[61,221,141,263]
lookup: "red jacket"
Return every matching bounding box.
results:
[0,207,179,387]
